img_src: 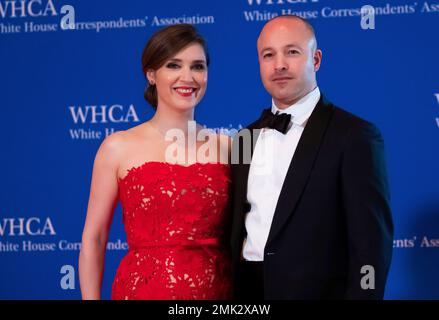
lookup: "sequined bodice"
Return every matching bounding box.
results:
[111,162,232,300]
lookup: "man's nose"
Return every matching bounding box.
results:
[274,56,288,72]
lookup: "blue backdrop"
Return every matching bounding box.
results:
[0,0,438,299]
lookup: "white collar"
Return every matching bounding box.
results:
[271,87,321,127]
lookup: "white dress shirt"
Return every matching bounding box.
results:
[242,87,321,261]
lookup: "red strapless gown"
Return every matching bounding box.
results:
[111,162,232,300]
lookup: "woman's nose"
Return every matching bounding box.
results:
[179,66,194,82]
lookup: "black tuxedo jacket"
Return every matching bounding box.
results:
[230,95,394,299]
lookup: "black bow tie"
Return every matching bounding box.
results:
[254,108,292,134]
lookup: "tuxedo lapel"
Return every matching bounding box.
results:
[266,96,334,245]
[230,122,263,258]
[235,122,263,201]
[232,125,261,220]
[233,106,291,197]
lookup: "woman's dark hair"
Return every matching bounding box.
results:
[141,24,210,109]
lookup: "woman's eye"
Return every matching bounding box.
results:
[166,63,180,69]
[192,64,206,71]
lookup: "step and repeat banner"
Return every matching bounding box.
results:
[0,0,438,299]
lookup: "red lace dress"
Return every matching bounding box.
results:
[111,162,232,300]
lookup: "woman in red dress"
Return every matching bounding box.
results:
[79,24,232,300]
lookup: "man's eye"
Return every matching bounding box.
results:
[263,53,273,58]
[166,63,180,69]
[288,50,300,55]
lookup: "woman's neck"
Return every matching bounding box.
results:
[149,104,195,135]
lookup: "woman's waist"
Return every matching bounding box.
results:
[127,237,225,251]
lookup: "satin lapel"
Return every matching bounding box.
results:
[234,123,262,214]
[266,96,334,245]
[231,122,263,251]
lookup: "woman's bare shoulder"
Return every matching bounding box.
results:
[100,123,149,153]
[99,130,128,154]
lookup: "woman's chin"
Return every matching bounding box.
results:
[173,101,198,112]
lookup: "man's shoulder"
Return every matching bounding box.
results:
[328,101,382,142]
[328,100,380,134]
[234,96,381,135]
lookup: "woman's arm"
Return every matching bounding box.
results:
[79,133,123,300]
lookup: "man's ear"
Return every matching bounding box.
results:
[146,69,156,85]
[314,49,322,72]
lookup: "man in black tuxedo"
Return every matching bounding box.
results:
[230,15,393,299]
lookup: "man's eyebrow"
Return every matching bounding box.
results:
[285,44,302,49]
[260,43,303,53]
[260,46,273,53]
